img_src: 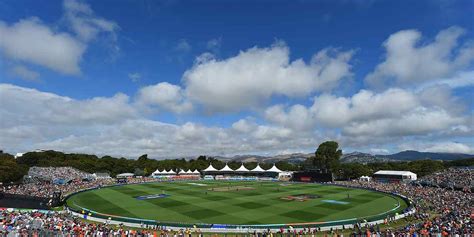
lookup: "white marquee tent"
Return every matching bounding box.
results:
[234,164,250,172]
[202,164,218,172]
[220,164,234,172]
[266,164,283,173]
[201,163,284,174]
[250,164,266,172]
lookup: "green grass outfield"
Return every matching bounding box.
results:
[66,181,407,225]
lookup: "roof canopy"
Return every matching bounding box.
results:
[152,169,162,174]
[266,164,282,173]
[203,164,218,172]
[374,170,416,176]
[250,164,265,172]
[164,169,176,175]
[192,169,200,174]
[234,164,249,172]
[219,164,234,172]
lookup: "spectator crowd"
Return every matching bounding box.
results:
[335,178,472,236]
[26,167,93,183]
[418,167,473,190]
[2,179,116,199]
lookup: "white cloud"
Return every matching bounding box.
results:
[311,89,419,127]
[421,70,474,89]
[128,72,141,82]
[0,84,138,153]
[0,0,118,75]
[9,65,40,81]
[342,108,463,137]
[0,84,136,126]
[0,18,85,75]
[183,42,354,112]
[63,0,118,42]
[264,104,315,131]
[0,83,320,157]
[366,26,474,87]
[265,87,468,139]
[136,82,193,114]
[418,84,465,114]
[232,118,257,133]
[1,83,471,158]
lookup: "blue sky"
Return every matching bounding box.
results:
[0,0,473,158]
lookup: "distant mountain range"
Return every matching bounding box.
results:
[379,150,473,161]
[218,150,473,164]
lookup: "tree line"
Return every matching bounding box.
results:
[0,141,472,183]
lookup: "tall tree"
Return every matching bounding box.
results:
[311,141,342,172]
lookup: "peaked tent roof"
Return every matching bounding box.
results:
[250,164,265,172]
[165,169,175,174]
[235,164,249,172]
[219,164,234,172]
[192,169,200,174]
[152,169,163,174]
[266,164,283,173]
[179,169,187,174]
[203,164,218,172]
[185,169,193,174]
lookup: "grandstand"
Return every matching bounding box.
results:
[24,166,93,184]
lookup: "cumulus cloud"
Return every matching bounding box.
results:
[183,42,354,112]
[0,84,136,126]
[9,65,40,81]
[366,26,474,87]
[264,104,315,131]
[0,83,320,157]
[342,108,463,137]
[0,18,85,75]
[0,84,138,153]
[421,70,474,89]
[136,82,193,114]
[0,0,118,75]
[265,87,468,139]
[1,82,471,157]
[232,118,257,133]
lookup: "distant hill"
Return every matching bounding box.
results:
[221,150,473,164]
[340,152,395,164]
[381,150,473,161]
